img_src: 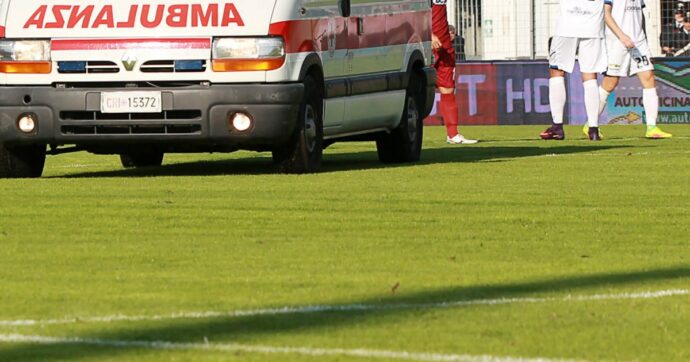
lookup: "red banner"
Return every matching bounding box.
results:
[426,63,498,125]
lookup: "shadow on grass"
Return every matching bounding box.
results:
[50,144,628,178]
[1,265,688,361]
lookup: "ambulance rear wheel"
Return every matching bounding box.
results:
[376,74,423,163]
[273,75,324,174]
[0,144,46,178]
[120,151,164,168]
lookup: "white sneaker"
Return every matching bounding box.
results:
[447,134,478,145]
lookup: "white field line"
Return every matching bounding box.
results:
[0,289,686,328]
[479,136,686,144]
[0,333,584,362]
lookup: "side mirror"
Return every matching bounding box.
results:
[340,0,351,17]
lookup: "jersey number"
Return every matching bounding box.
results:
[634,56,650,67]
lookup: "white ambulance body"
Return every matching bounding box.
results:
[0,0,434,177]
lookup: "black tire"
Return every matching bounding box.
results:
[0,144,46,178]
[119,151,164,168]
[272,75,324,174]
[376,73,424,163]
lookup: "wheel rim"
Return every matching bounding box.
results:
[406,96,419,143]
[304,104,318,153]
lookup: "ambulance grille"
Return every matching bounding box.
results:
[59,110,202,121]
[61,124,202,136]
[59,109,203,136]
[57,61,120,74]
[140,60,207,73]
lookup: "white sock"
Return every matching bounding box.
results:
[583,79,600,128]
[642,88,658,128]
[549,77,566,125]
[598,87,610,115]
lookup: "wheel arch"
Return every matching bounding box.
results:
[405,50,435,118]
[298,53,325,94]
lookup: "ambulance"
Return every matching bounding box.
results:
[0,0,435,177]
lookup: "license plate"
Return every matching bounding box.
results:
[101,91,162,113]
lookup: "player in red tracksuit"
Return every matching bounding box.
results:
[432,1,477,144]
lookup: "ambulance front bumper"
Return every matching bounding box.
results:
[0,83,304,150]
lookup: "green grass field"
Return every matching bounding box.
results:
[0,125,688,362]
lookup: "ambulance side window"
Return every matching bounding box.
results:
[340,0,351,17]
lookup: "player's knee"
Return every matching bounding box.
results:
[549,69,565,78]
[581,73,597,82]
[438,87,455,95]
[638,71,656,88]
[602,76,619,91]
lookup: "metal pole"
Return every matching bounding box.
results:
[474,0,479,58]
[531,0,536,59]
[456,0,460,31]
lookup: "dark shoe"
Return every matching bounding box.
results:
[540,124,565,140]
[588,127,602,141]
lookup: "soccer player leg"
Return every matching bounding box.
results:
[542,72,567,140]
[542,37,575,140]
[630,44,672,138]
[597,78,616,116]
[549,36,577,75]
[549,74,566,126]
[435,47,476,144]
[439,91,460,139]
[579,38,607,135]
[435,48,458,139]
[599,38,627,115]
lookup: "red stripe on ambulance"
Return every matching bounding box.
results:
[269,21,316,53]
[23,3,245,29]
[269,9,431,53]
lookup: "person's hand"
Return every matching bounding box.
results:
[432,34,442,50]
[619,34,635,49]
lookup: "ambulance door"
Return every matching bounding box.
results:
[348,1,391,75]
[341,0,407,133]
[316,0,350,136]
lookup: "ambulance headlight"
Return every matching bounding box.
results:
[213,37,285,60]
[0,40,51,61]
[211,37,286,72]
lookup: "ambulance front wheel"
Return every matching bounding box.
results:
[376,73,423,163]
[0,143,46,178]
[273,75,324,174]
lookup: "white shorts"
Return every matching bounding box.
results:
[605,37,654,77]
[549,36,607,74]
